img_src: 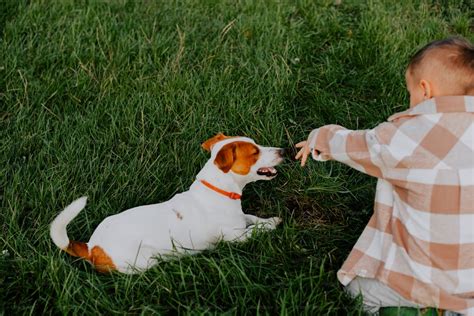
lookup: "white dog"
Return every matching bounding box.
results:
[50,134,284,273]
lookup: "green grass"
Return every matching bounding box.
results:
[1,0,472,314]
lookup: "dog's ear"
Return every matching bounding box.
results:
[214,142,259,175]
[230,142,259,175]
[214,142,235,173]
[201,133,228,152]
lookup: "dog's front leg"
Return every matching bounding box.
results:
[244,214,282,230]
[219,216,282,243]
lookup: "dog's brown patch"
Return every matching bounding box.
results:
[65,241,89,258]
[214,141,260,175]
[173,208,183,220]
[201,133,236,152]
[90,246,116,273]
[65,241,116,273]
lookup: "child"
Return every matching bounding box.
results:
[295,37,474,315]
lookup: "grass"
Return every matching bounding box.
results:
[1,0,472,314]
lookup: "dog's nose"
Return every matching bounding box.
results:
[278,148,291,158]
[281,147,298,160]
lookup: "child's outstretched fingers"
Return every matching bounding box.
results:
[295,141,305,160]
[295,141,306,148]
[295,141,310,167]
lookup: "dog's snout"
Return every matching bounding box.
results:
[280,147,297,160]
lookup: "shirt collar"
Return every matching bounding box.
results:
[388,95,474,122]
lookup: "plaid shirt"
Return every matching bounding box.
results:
[308,96,474,315]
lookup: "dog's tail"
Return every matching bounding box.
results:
[50,197,116,273]
[50,196,88,251]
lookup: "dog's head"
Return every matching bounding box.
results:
[201,133,284,182]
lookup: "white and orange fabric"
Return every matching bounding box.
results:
[307,95,474,315]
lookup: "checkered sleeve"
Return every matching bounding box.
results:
[329,96,474,314]
[307,124,390,178]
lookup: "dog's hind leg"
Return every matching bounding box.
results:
[64,241,116,273]
[220,227,254,242]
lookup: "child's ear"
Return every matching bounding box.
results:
[420,79,433,100]
[201,133,228,152]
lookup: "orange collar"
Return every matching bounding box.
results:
[199,180,242,200]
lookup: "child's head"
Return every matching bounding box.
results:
[406,37,474,107]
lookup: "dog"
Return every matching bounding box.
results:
[50,133,284,273]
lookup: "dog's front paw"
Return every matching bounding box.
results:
[261,217,282,230]
[269,217,282,227]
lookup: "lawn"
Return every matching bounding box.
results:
[1,0,472,314]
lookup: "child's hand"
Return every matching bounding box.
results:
[296,129,321,167]
[295,141,311,167]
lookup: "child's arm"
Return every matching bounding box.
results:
[295,124,391,178]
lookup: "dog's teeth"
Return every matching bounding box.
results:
[257,167,278,176]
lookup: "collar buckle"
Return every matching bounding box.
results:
[228,192,241,200]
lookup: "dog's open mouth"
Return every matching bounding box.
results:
[257,167,278,177]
